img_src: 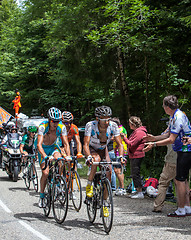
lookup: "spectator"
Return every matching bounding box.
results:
[112,117,128,196]
[143,95,191,217]
[122,116,147,199]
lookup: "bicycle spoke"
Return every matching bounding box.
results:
[43,181,51,217]
[23,161,30,189]
[70,170,82,212]
[86,183,97,223]
[31,163,38,192]
[101,178,113,234]
[52,176,68,224]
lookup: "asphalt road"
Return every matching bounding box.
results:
[0,164,190,240]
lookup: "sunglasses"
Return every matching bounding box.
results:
[63,122,71,125]
[98,118,111,122]
[50,120,59,123]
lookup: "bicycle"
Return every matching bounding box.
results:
[22,154,38,192]
[85,160,123,234]
[43,157,68,224]
[63,156,82,212]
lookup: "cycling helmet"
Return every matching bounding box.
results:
[62,111,74,122]
[95,106,112,118]
[28,126,37,133]
[10,125,18,132]
[47,107,62,121]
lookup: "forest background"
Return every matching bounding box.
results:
[1,0,191,177]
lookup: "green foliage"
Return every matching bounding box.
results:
[1,0,191,169]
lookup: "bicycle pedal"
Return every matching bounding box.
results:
[84,197,91,205]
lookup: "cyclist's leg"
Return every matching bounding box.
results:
[86,147,101,198]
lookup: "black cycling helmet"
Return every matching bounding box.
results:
[47,107,62,121]
[28,126,38,133]
[62,111,74,122]
[95,106,112,118]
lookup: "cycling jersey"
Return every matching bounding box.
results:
[113,125,128,156]
[85,120,120,150]
[37,120,67,164]
[67,124,79,142]
[169,109,191,152]
[21,134,35,153]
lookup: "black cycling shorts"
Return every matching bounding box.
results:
[176,151,191,181]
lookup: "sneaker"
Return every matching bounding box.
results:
[103,206,109,217]
[167,211,185,217]
[86,184,93,198]
[115,188,126,196]
[38,198,46,208]
[131,192,144,199]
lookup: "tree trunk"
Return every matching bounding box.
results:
[117,47,131,118]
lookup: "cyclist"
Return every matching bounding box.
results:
[37,107,71,208]
[83,106,124,217]
[61,111,83,158]
[20,126,37,176]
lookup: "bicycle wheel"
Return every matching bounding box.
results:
[43,181,51,217]
[30,163,38,192]
[101,178,113,234]
[69,170,82,212]
[52,175,68,224]
[87,184,97,223]
[23,162,30,189]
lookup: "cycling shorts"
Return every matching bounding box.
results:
[38,144,61,165]
[176,151,191,181]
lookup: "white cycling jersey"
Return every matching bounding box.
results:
[84,120,120,150]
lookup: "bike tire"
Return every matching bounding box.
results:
[69,170,82,212]
[13,166,19,182]
[87,184,97,223]
[101,178,113,234]
[31,163,38,192]
[43,181,51,217]
[52,175,68,224]
[23,162,30,189]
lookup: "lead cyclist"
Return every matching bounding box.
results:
[37,107,71,208]
[83,106,125,217]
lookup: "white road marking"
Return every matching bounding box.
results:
[0,198,50,240]
[0,199,12,213]
[19,220,51,240]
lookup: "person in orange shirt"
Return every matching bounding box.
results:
[12,89,21,118]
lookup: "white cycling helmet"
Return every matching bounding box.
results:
[62,111,74,122]
[146,186,158,198]
[95,106,112,118]
[47,107,62,121]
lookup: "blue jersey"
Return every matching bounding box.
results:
[169,109,191,152]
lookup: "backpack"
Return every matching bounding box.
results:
[143,178,158,189]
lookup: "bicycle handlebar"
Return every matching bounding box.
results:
[42,156,65,171]
[92,161,124,175]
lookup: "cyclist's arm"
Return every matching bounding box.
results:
[20,144,24,155]
[37,135,47,159]
[61,134,71,156]
[74,135,82,154]
[83,136,91,158]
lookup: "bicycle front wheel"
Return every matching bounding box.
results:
[101,178,113,234]
[52,175,68,224]
[23,162,30,189]
[30,163,38,192]
[69,170,82,212]
[43,181,51,217]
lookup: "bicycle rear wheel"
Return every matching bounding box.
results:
[87,184,97,223]
[30,163,38,192]
[52,175,68,224]
[23,162,30,189]
[43,181,51,217]
[69,170,82,212]
[101,178,113,234]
